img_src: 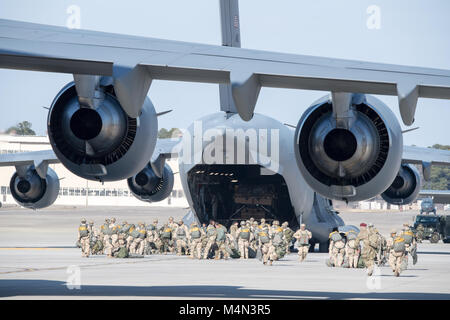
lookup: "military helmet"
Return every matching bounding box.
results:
[300,223,306,227]
[273,220,279,226]
[253,221,258,226]
[282,222,288,227]
[122,221,128,225]
[105,218,110,223]
[390,229,397,234]
[153,219,158,223]
[89,220,94,225]
[261,218,266,224]
[249,217,255,222]
[81,218,86,223]
[240,221,246,226]
[179,220,183,225]
[111,218,116,223]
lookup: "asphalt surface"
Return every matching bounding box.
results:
[0,206,449,299]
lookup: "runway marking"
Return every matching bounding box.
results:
[0,248,63,251]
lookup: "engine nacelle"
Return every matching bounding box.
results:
[381,164,421,205]
[294,95,403,202]
[9,166,59,209]
[47,82,157,182]
[127,163,174,202]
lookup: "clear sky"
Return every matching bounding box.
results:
[0,0,449,147]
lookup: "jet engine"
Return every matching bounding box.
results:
[294,95,403,202]
[9,166,59,209]
[127,163,174,202]
[47,81,157,181]
[381,164,421,205]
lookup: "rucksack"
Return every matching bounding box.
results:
[347,239,358,249]
[216,227,226,242]
[402,231,414,245]
[330,231,342,242]
[393,237,406,253]
[368,232,380,249]
[115,247,129,258]
[239,228,250,240]
[258,232,269,244]
[138,229,146,239]
[161,228,172,239]
[78,224,89,237]
[190,227,201,239]
[272,233,283,246]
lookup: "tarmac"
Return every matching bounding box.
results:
[0,206,449,300]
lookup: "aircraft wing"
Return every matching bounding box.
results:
[402,146,450,167]
[0,138,180,169]
[1,19,450,123]
[418,190,450,204]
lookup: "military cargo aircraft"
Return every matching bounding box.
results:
[1,0,450,250]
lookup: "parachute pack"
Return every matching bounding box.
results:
[239,228,250,240]
[393,237,406,253]
[258,232,269,244]
[161,228,172,239]
[78,225,89,237]
[402,231,414,245]
[190,227,201,239]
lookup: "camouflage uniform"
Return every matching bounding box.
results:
[203,223,217,259]
[282,222,294,253]
[267,226,286,265]
[189,223,205,259]
[214,224,229,259]
[229,222,239,241]
[146,220,161,254]
[237,221,253,259]
[160,223,174,254]
[175,221,190,255]
[387,230,406,276]
[77,218,90,257]
[329,230,345,267]
[356,223,377,276]
[293,224,312,262]
[344,231,360,268]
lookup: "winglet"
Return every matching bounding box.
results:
[397,81,419,126]
[113,64,152,118]
[230,71,261,121]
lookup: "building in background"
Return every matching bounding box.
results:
[0,134,188,208]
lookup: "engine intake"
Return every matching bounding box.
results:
[127,163,174,202]
[294,95,403,202]
[47,81,157,181]
[9,166,59,209]
[381,164,421,205]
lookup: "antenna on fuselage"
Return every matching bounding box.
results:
[219,0,241,114]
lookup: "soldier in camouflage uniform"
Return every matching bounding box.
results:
[203,221,217,259]
[101,218,114,257]
[229,221,239,240]
[282,222,294,253]
[328,228,346,267]
[237,221,253,259]
[293,224,312,262]
[214,223,229,260]
[77,218,90,257]
[167,217,179,253]
[189,222,205,259]
[257,227,271,264]
[344,230,360,268]
[175,220,189,256]
[267,224,286,265]
[145,219,161,254]
[356,223,378,276]
[160,223,173,254]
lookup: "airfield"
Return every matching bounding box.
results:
[0,206,449,300]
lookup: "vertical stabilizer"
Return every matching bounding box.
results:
[219,0,241,113]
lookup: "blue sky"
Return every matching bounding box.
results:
[0,0,449,147]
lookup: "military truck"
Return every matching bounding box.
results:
[420,198,437,215]
[413,214,450,243]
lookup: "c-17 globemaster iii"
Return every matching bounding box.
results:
[0,0,450,251]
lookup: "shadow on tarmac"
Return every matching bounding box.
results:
[0,280,449,299]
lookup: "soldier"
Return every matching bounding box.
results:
[203,220,217,259]
[329,228,346,267]
[356,223,378,276]
[282,222,294,253]
[229,221,239,240]
[77,218,90,257]
[146,219,161,254]
[250,221,260,252]
[160,223,173,254]
[189,222,205,259]
[215,223,229,260]
[345,230,360,268]
[101,218,114,257]
[109,218,120,250]
[269,220,280,237]
[374,228,387,266]
[237,221,252,259]
[257,228,271,264]
[267,224,286,265]
[416,223,425,243]
[401,223,418,267]
[293,224,312,262]
[167,217,178,253]
[129,222,146,255]
[389,231,407,277]
[175,220,189,255]
[386,229,397,270]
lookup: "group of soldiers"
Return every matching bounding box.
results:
[77,217,418,276]
[77,217,313,265]
[327,222,418,277]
